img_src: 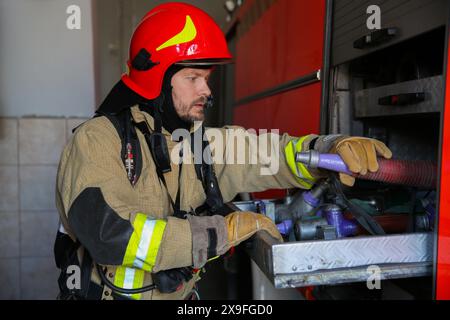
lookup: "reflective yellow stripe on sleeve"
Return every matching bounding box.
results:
[123,213,167,272]
[113,266,145,300]
[285,136,316,189]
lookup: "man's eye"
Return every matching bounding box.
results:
[187,77,197,81]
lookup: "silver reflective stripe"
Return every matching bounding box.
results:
[133,219,156,269]
[123,267,136,289]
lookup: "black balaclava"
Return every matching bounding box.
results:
[98,65,209,134]
[97,79,147,115]
[147,65,192,134]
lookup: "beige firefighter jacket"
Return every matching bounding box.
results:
[55,105,316,300]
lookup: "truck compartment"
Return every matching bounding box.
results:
[243,17,445,299]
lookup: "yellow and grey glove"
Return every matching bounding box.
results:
[224,211,283,247]
[314,135,393,186]
[187,212,282,269]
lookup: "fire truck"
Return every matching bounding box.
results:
[211,0,450,300]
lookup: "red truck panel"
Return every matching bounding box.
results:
[233,0,325,199]
[234,82,321,135]
[235,0,325,101]
[436,31,450,300]
[234,83,322,200]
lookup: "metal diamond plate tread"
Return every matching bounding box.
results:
[272,233,433,274]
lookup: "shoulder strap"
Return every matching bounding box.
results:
[95,109,143,186]
[133,120,187,218]
[190,127,232,216]
[78,246,93,299]
[133,119,230,218]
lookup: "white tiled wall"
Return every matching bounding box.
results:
[0,117,88,300]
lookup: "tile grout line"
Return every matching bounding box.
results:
[17,164,63,167]
[17,117,21,300]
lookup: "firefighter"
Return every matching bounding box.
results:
[54,3,392,300]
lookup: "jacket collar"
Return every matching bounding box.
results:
[130,105,201,139]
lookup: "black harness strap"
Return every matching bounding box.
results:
[79,246,93,299]
[133,119,188,219]
[54,233,94,300]
[94,109,143,186]
[133,117,231,218]
[190,127,232,216]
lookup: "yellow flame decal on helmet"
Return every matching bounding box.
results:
[156,15,197,52]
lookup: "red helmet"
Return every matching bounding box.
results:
[121,2,232,100]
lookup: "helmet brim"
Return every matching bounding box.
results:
[174,58,234,66]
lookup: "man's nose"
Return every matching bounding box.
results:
[198,80,211,97]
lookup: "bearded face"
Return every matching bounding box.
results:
[170,67,212,122]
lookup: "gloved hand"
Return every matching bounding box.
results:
[187,212,283,269]
[328,136,392,186]
[224,211,283,247]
